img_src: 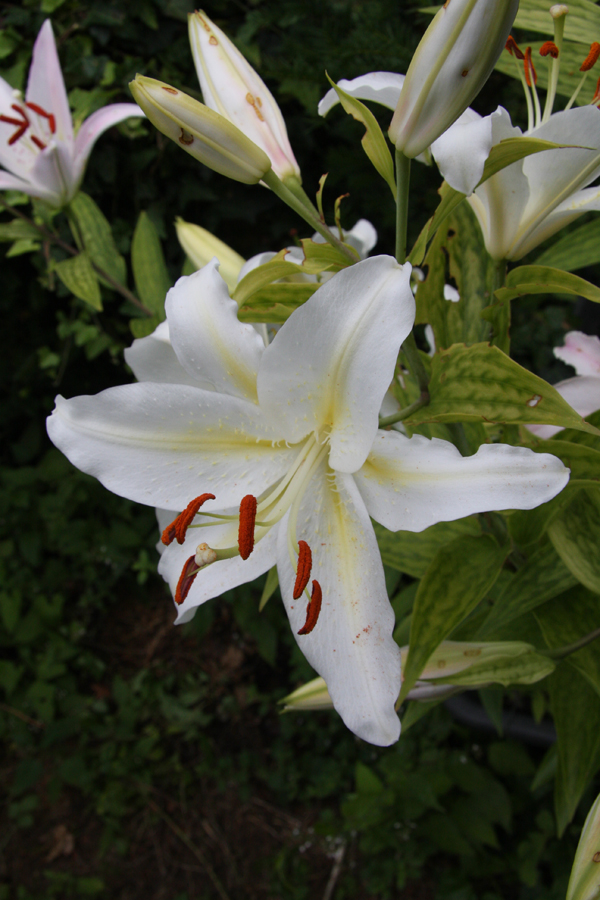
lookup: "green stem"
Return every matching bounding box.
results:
[395,148,411,264]
[379,392,429,428]
[490,257,510,354]
[0,197,152,314]
[262,170,358,263]
[282,175,323,219]
[401,330,430,396]
[541,626,600,661]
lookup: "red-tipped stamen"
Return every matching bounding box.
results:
[505,36,524,60]
[297,580,323,636]
[1,105,29,145]
[293,540,312,600]
[175,555,199,605]
[161,493,216,546]
[7,125,28,145]
[31,136,46,150]
[0,114,26,127]
[539,41,559,59]
[581,42,600,72]
[11,103,29,122]
[238,495,257,560]
[25,102,56,133]
[524,47,537,86]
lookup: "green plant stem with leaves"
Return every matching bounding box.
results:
[0,197,152,315]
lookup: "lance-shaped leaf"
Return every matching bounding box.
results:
[54,251,102,310]
[535,219,600,273]
[0,220,41,242]
[68,192,127,287]
[508,484,578,547]
[325,74,395,196]
[131,212,171,317]
[233,247,341,308]
[409,137,580,265]
[549,666,600,836]
[548,487,600,593]
[536,585,600,700]
[403,342,600,435]
[495,266,600,305]
[399,534,507,702]
[237,283,318,323]
[374,517,481,579]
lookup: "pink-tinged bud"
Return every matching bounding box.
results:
[188,11,301,183]
[129,75,271,184]
[389,0,519,158]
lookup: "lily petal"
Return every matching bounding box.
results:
[525,376,600,439]
[72,103,144,187]
[257,256,415,473]
[124,321,211,388]
[158,513,279,624]
[318,71,405,116]
[47,383,294,510]
[554,332,600,376]
[354,431,570,532]
[512,185,600,260]
[165,260,265,403]
[277,463,401,746]
[26,20,72,143]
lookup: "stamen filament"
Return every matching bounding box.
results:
[524,48,542,127]
[544,3,567,122]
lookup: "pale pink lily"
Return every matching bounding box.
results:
[527,332,600,439]
[47,257,568,745]
[0,20,144,208]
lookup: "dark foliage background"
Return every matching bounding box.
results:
[0,1,596,897]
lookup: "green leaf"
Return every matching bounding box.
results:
[129,315,161,339]
[403,343,600,436]
[300,237,357,269]
[549,665,600,836]
[0,219,41,242]
[478,538,577,638]
[131,212,171,317]
[54,252,102,310]
[400,534,507,702]
[234,244,342,308]
[259,566,279,612]
[67,192,127,287]
[522,439,600,485]
[374,517,481,579]
[508,483,578,547]
[548,487,600,593]
[534,219,600,273]
[415,202,495,350]
[325,74,396,196]
[535,585,600,699]
[513,1,600,47]
[237,283,318,323]
[409,138,573,266]
[496,266,600,305]
[5,239,39,257]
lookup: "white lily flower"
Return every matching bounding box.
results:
[526,332,600,439]
[47,257,569,745]
[387,0,518,158]
[188,11,300,182]
[0,20,144,208]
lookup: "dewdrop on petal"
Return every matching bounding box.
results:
[389,0,519,158]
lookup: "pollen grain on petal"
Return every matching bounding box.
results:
[297,580,323,635]
[293,540,312,600]
[539,41,559,59]
[175,555,199,605]
[161,493,216,546]
[581,42,600,71]
[238,494,257,560]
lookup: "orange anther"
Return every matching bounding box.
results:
[581,42,600,71]
[238,495,257,560]
[539,41,559,59]
[293,540,312,600]
[524,47,537,86]
[7,125,28,145]
[31,136,46,150]
[505,36,524,60]
[175,555,199,605]
[162,493,216,546]
[297,580,323,635]
[25,102,56,133]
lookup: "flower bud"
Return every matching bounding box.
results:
[129,75,271,184]
[280,677,333,711]
[188,11,301,182]
[175,218,244,291]
[389,0,519,158]
[567,792,600,900]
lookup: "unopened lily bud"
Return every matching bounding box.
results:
[189,11,301,183]
[566,792,600,900]
[129,74,271,184]
[280,677,333,711]
[389,0,519,158]
[175,218,244,290]
[194,542,217,568]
